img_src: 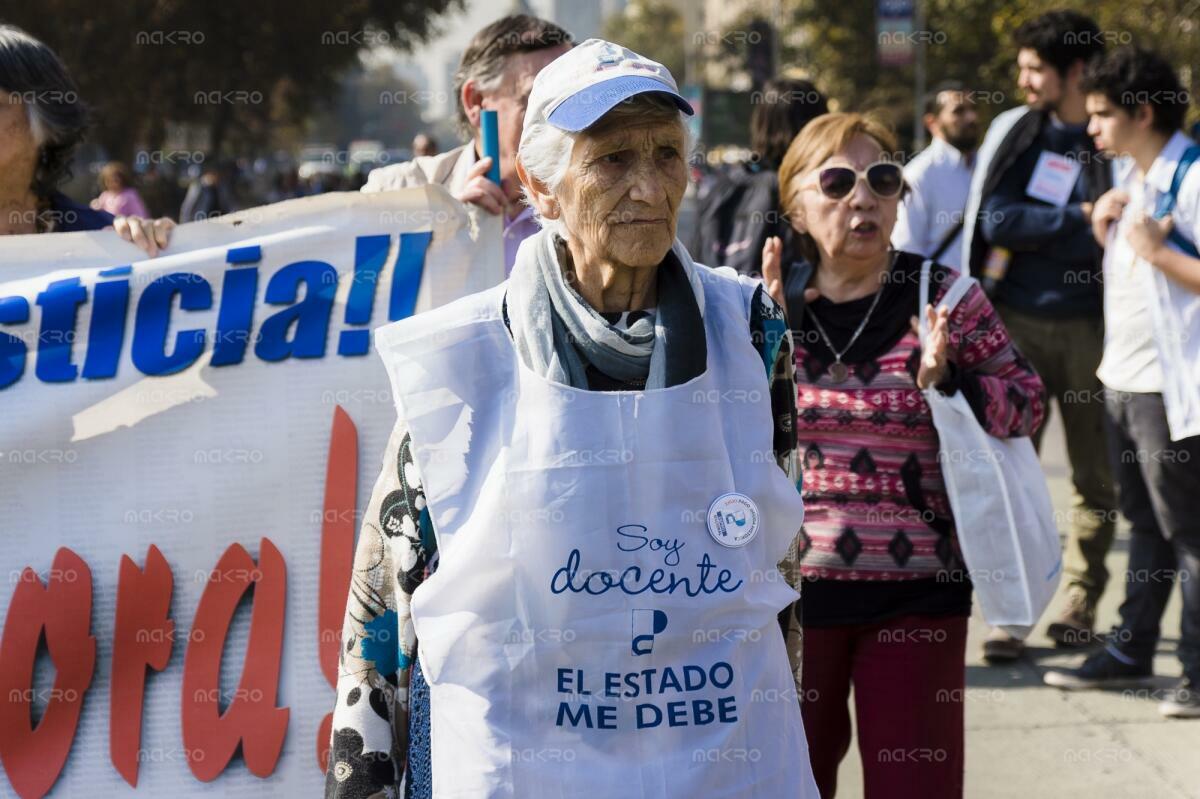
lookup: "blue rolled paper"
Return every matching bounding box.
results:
[481,109,501,185]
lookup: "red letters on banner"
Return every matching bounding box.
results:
[0,549,96,798]
[317,406,357,772]
[0,407,359,796]
[111,544,174,786]
[181,538,289,780]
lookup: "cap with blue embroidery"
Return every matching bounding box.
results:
[523,38,694,133]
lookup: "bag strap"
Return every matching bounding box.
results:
[1153,144,1200,258]
[919,260,932,347]
[929,219,964,263]
[919,259,979,348]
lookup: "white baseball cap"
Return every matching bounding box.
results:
[523,38,694,133]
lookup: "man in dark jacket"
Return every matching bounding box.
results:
[966,10,1118,661]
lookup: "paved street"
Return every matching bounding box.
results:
[833,408,1199,798]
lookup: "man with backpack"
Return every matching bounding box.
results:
[1043,46,1200,719]
[961,10,1118,661]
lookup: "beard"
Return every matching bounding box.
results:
[944,129,979,153]
[1026,91,1060,114]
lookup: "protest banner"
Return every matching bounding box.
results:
[0,187,503,797]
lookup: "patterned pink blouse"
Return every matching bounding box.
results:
[794,259,1047,584]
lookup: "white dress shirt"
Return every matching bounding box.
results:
[1098,132,1199,393]
[1097,153,1166,393]
[893,136,975,271]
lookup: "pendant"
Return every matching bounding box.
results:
[828,361,849,383]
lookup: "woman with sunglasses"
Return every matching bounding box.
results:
[762,112,1046,798]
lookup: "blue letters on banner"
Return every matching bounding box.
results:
[35,278,88,382]
[82,271,131,379]
[389,231,432,321]
[210,247,260,367]
[0,295,30,389]
[0,230,437,389]
[131,273,213,375]
[255,261,337,361]
[339,234,390,356]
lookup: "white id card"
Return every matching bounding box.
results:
[1025,151,1082,207]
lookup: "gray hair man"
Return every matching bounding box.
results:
[362,14,572,275]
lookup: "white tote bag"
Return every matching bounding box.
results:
[918,260,1062,638]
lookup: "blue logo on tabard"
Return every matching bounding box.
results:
[707,492,760,547]
[631,609,668,656]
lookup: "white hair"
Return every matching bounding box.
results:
[518,93,695,239]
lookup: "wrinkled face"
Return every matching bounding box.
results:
[787,134,899,267]
[1086,93,1139,156]
[0,92,38,197]
[933,90,980,151]
[479,46,571,204]
[1017,48,1064,111]
[553,113,688,269]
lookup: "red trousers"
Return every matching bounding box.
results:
[800,614,968,798]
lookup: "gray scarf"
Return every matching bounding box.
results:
[507,228,707,390]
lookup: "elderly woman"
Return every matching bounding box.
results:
[760,112,1046,798]
[326,40,819,799]
[0,25,170,253]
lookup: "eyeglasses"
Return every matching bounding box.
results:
[802,161,905,200]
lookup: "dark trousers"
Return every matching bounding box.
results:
[1106,390,1200,682]
[995,305,1117,603]
[800,614,967,798]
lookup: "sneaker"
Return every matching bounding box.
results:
[1046,588,1096,647]
[1043,647,1154,690]
[982,628,1025,663]
[1159,679,1200,719]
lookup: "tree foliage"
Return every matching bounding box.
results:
[716,0,1200,151]
[602,0,686,83]
[2,0,463,161]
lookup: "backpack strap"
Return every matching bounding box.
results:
[1154,144,1200,258]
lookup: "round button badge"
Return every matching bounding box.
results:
[706,492,760,548]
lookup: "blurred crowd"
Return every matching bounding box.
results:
[83,133,443,224]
